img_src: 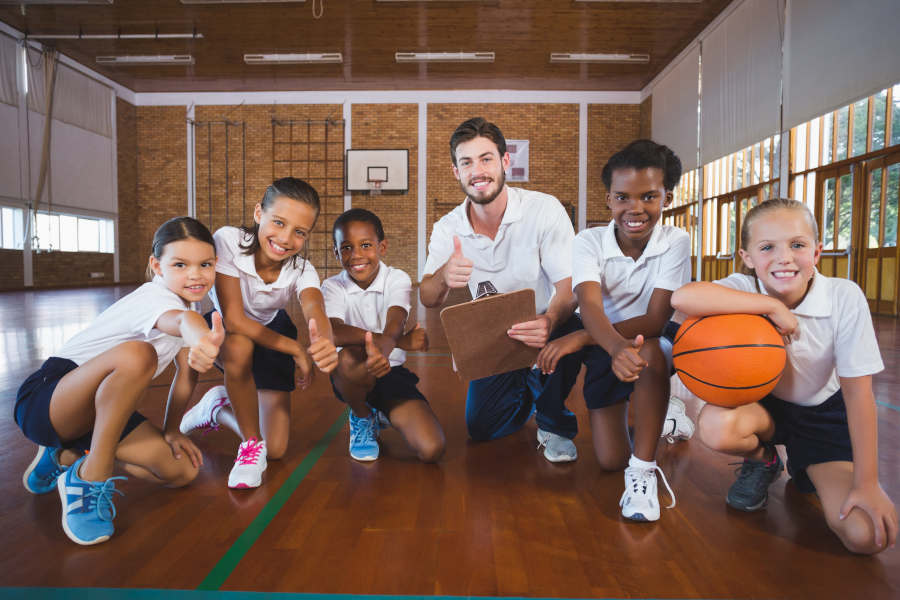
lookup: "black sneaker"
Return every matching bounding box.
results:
[726,452,783,511]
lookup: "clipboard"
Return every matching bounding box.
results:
[439,286,539,381]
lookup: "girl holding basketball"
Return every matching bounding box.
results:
[179,177,338,489]
[671,198,897,554]
[16,216,223,545]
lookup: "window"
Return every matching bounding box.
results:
[33,211,114,253]
[1,206,25,250]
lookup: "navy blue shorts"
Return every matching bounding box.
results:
[331,365,428,414]
[15,357,147,452]
[207,309,297,392]
[582,344,635,410]
[760,389,853,493]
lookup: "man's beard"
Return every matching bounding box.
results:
[461,170,506,205]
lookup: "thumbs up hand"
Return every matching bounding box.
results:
[188,311,225,373]
[307,318,338,374]
[364,331,391,378]
[443,235,473,289]
[611,334,648,382]
[398,323,428,352]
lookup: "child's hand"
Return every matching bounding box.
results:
[164,430,203,468]
[365,332,391,378]
[294,350,314,390]
[307,318,339,374]
[399,323,429,352]
[611,335,648,382]
[840,482,898,550]
[188,311,225,373]
[507,314,552,348]
[767,303,799,341]
[536,334,581,375]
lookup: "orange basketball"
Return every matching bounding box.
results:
[672,314,787,408]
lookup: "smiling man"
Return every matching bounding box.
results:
[419,117,582,462]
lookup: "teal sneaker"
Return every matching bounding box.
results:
[726,451,783,511]
[348,411,379,461]
[57,455,126,545]
[23,445,67,494]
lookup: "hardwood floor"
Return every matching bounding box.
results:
[0,286,898,599]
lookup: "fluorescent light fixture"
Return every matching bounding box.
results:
[395,52,494,63]
[31,32,203,40]
[550,52,649,64]
[180,0,304,4]
[0,1,113,4]
[181,0,304,4]
[244,53,342,64]
[96,55,195,65]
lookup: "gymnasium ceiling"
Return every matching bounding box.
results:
[0,0,731,93]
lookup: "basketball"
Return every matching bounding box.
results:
[672,314,787,408]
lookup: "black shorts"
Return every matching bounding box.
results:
[760,389,853,493]
[331,365,428,414]
[207,309,298,392]
[15,357,146,452]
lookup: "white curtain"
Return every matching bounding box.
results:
[785,0,900,129]
[0,33,17,107]
[651,44,700,171]
[700,0,784,164]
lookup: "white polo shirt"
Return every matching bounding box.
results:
[56,278,190,378]
[210,226,320,325]
[423,186,574,314]
[715,271,884,407]
[572,223,691,324]
[321,262,412,367]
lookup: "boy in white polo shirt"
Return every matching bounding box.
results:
[323,208,445,462]
[541,140,691,522]
[420,117,583,463]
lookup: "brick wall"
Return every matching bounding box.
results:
[117,97,142,283]
[350,104,418,280]
[587,104,642,225]
[0,249,24,289]
[33,251,115,287]
[640,96,652,140]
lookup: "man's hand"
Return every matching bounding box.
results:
[443,235,473,289]
[507,314,552,348]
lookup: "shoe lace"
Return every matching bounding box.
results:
[729,458,776,487]
[351,415,376,445]
[235,438,264,465]
[622,465,677,509]
[662,418,678,444]
[83,477,126,522]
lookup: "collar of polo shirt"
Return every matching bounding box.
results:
[602,221,666,261]
[756,269,831,318]
[344,261,389,295]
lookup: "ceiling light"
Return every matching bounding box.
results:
[31,32,203,40]
[0,1,114,5]
[244,53,342,64]
[395,52,494,63]
[96,55,194,65]
[180,0,304,4]
[550,52,649,64]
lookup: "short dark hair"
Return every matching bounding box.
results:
[332,208,385,244]
[239,177,320,269]
[146,216,215,280]
[601,139,683,191]
[449,117,507,165]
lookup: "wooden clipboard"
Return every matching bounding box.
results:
[439,288,539,381]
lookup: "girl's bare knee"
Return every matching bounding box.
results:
[416,435,446,463]
[697,408,735,451]
[831,513,882,555]
[163,459,199,488]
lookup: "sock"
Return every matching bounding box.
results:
[629,454,656,470]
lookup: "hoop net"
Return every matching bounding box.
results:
[368,180,384,196]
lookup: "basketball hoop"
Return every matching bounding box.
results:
[368,179,384,196]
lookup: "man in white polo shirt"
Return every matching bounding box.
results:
[420,117,582,462]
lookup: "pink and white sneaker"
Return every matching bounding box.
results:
[180,385,230,435]
[228,438,267,489]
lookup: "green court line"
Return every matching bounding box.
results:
[1,589,710,600]
[196,408,349,591]
[876,400,900,413]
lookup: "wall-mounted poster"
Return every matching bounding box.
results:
[505,139,529,182]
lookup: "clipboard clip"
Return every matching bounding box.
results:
[474,280,498,300]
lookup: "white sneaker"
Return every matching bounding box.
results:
[661,396,694,444]
[536,428,577,463]
[228,438,267,489]
[619,462,676,522]
[180,385,230,435]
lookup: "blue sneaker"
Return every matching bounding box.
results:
[23,445,67,494]
[348,411,379,461]
[57,455,126,545]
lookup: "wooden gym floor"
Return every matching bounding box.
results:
[0,285,898,600]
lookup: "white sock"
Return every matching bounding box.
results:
[629,455,656,470]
